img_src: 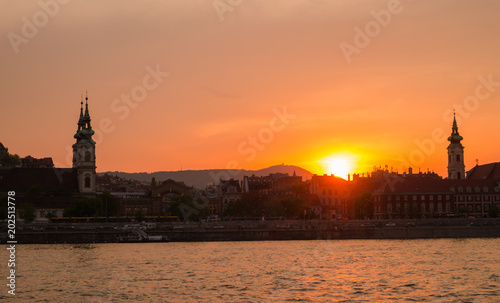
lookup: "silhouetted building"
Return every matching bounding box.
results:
[310,174,350,219]
[373,117,500,219]
[21,155,54,168]
[242,172,302,195]
[219,178,242,213]
[0,142,6,158]
[467,162,500,180]
[151,179,193,215]
[447,113,465,179]
[72,95,97,193]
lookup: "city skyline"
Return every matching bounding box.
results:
[2,1,500,178]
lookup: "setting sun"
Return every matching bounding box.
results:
[319,152,359,180]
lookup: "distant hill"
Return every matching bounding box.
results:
[98,164,314,189]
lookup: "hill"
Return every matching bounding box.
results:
[98,164,314,189]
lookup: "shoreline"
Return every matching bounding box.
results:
[5,225,500,244]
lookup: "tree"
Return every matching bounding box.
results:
[134,210,144,221]
[354,192,373,219]
[63,193,119,218]
[27,184,43,197]
[488,204,499,218]
[21,203,36,223]
[457,206,469,217]
[0,150,20,166]
[46,212,55,221]
[63,197,101,217]
[0,195,7,221]
[168,195,207,221]
[280,198,307,217]
[98,191,119,218]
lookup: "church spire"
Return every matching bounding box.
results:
[448,112,463,144]
[447,112,465,179]
[79,95,84,119]
[73,94,95,145]
[84,91,90,120]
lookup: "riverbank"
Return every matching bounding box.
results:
[4,219,500,244]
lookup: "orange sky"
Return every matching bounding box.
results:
[1,0,500,178]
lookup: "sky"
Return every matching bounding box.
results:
[1,0,500,179]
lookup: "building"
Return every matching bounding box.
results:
[373,117,500,219]
[467,162,500,180]
[447,113,466,179]
[21,156,54,168]
[0,142,7,158]
[309,174,350,219]
[242,172,302,195]
[0,96,98,222]
[242,174,272,194]
[219,178,242,213]
[72,95,97,193]
[373,175,454,219]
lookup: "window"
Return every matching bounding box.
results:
[421,195,425,201]
[456,154,460,161]
[413,195,417,201]
[84,176,91,188]
[85,151,91,162]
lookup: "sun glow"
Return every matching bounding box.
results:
[319,152,359,180]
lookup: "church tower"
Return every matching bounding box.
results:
[73,94,96,193]
[447,113,465,179]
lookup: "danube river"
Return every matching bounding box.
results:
[2,239,499,302]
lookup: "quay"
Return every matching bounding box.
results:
[2,219,500,244]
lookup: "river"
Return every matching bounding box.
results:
[2,238,499,302]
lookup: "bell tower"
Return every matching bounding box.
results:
[447,113,465,179]
[73,94,96,193]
